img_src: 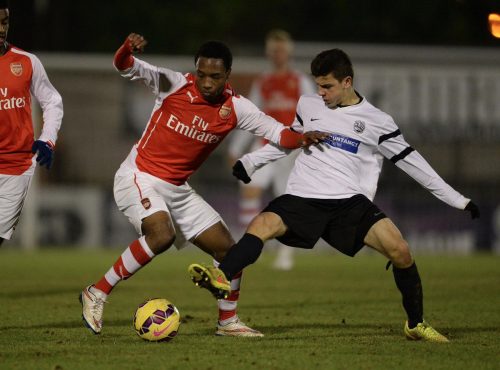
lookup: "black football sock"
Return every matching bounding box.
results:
[219,233,264,280]
[392,262,423,328]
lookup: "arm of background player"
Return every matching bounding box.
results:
[30,54,63,146]
[113,33,185,96]
[378,122,470,210]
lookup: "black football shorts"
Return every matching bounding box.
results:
[262,194,386,257]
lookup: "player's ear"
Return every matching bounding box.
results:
[342,76,352,88]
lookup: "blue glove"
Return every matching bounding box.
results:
[31,140,54,169]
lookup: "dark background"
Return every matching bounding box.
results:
[7,0,500,54]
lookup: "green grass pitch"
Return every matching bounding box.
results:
[0,248,499,370]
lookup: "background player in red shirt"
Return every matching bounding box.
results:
[0,0,63,247]
[80,33,326,337]
[228,29,315,270]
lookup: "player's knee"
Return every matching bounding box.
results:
[146,231,176,254]
[142,219,176,253]
[141,212,176,253]
[248,212,284,240]
[388,239,413,267]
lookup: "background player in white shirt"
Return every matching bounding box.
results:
[0,0,63,246]
[227,29,315,270]
[190,48,480,342]
[79,33,325,337]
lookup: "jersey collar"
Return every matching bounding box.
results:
[336,90,363,108]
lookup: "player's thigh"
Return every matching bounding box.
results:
[0,174,32,240]
[263,195,327,249]
[247,211,288,241]
[113,169,171,236]
[364,218,412,267]
[322,195,385,257]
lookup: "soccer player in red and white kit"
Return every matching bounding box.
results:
[228,29,315,270]
[0,0,63,247]
[79,33,326,337]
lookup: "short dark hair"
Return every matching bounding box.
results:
[0,0,9,9]
[194,41,232,71]
[311,49,354,81]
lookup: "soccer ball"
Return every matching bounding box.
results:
[133,298,180,342]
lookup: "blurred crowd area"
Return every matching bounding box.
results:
[7,0,500,53]
[9,43,500,253]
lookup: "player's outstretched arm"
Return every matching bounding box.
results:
[114,33,148,71]
[279,129,329,149]
[233,141,299,183]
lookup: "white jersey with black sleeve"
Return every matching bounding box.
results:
[239,93,469,210]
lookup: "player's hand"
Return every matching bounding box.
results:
[464,201,480,219]
[301,130,329,148]
[31,140,54,169]
[232,160,251,184]
[127,33,147,54]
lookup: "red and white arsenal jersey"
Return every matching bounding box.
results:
[119,58,287,185]
[249,70,315,126]
[227,69,315,159]
[0,45,63,175]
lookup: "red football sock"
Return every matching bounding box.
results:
[94,237,155,295]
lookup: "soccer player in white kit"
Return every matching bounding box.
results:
[0,0,63,246]
[190,48,480,342]
[227,29,316,270]
[79,33,326,337]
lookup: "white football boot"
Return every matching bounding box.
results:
[79,285,107,334]
[215,316,264,337]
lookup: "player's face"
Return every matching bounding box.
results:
[315,73,352,109]
[266,40,291,69]
[0,9,9,44]
[195,57,230,103]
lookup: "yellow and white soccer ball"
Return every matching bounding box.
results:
[133,298,180,342]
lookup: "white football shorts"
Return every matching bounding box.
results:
[113,167,222,249]
[0,173,33,240]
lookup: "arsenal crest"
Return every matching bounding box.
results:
[219,105,232,119]
[10,63,23,76]
[141,198,151,210]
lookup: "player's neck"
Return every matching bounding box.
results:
[273,64,289,74]
[0,41,7,56]
[339,89,361,107]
